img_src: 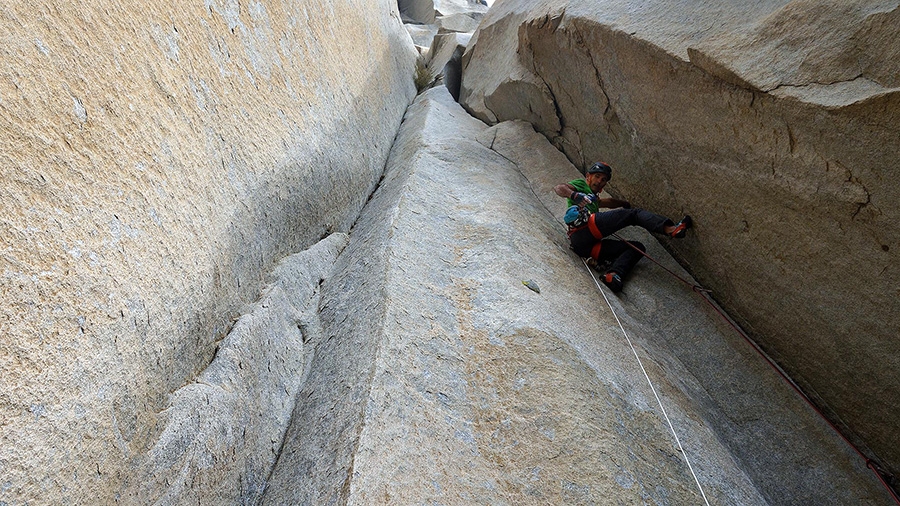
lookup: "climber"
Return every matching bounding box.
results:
[554,161,692,293]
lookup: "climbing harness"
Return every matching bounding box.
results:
[605,233,900,505]
[568,214,605,261]
[584,258,711,505]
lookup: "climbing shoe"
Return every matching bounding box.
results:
[669,215,693,238]
[602,272,623,293]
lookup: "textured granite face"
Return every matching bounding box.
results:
[261,86,891,505]
[3,0,897,502]
[460,0,900,481]
[0,1,415,503]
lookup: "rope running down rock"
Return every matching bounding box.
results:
[584,258,711,506]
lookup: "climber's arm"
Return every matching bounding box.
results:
[554,183,577,198]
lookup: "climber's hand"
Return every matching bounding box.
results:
[571,192,596,207]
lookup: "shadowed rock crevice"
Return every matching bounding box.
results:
[260,91,444,505]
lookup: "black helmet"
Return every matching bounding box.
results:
[588,161,612,179]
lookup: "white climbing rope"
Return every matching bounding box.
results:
[583,259,710,506]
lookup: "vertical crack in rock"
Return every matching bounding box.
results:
[574,21,613,120]
[786,123,796,154]
[260,95,437,504]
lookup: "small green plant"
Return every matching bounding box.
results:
[414,56,434,93]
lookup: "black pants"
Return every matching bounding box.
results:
[568,208,673,276]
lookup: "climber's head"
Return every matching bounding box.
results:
[586,162,611,193]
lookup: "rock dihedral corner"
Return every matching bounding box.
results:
[267,87,892,505]
[460,0,900,482]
